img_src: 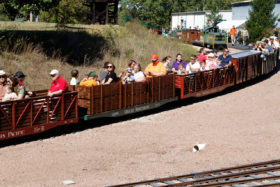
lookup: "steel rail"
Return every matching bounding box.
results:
[111,159,280,187]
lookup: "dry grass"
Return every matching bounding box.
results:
[0,22,197,91]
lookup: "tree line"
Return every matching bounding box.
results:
[0,0,278,42]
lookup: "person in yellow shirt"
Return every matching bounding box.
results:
[80,71,98,87]
[144,54,167,77]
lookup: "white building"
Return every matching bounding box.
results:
[171,0,280,32]
[171,10,232,31]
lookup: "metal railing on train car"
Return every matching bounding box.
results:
[0,91,78,140]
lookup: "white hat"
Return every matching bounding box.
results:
[50,69,59,75]
[207,53,215,57]
[0,70,6,76]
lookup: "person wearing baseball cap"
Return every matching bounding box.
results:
[144,54,166,77]
[14,71,34,98]
[80,71,98,87]
[48,69,69,97]
[0,70,7,101]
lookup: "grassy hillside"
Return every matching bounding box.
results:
[0,21,197,90]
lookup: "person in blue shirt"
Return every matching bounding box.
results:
[217,48,233,67]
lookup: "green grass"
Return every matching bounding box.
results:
[0,21,197,90]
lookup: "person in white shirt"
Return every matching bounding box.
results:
[186,55,201,74]
[2,86,17,101]
[133,63,146,82]
[70,69,79,86]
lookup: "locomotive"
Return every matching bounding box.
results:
[0,50,279,141]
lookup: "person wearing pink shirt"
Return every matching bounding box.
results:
[205,53,217,70]
[48,69,68,97]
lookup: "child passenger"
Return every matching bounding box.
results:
[2,86,17,101]
[122,68,135,84]
[70,69,79,86]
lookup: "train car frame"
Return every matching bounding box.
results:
[0,49,279,141]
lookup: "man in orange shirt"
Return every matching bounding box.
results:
[144,54,166,77]
[230,26,236,45]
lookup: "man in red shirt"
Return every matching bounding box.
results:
[48,69,68,97]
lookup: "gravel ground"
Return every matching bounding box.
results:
[1,64,280,187]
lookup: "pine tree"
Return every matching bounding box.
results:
[245,0,277,42]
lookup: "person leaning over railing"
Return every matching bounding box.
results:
[48,69,69,98]
[144,54,167,77]
[217,48,233,68]
[0,70,7,101]
[80,72,98,87]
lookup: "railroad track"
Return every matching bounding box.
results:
[111,159,280,187]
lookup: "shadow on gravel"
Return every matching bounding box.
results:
[1,65,279,148]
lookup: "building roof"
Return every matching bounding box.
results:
[171,10,232,16]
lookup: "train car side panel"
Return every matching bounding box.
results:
[0,92,78,141]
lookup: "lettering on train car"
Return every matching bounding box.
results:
[0,133,6,139]
[112,112,120,117]
[135,105,150,112]
[124,109,135,115]
[34,126,46,133]
[8,130,25,138]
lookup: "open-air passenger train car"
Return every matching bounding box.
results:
[0,50,279,141]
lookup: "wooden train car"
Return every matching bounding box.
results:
[0,49,279,141]
[0,91,78,140]
[71,74,177,120]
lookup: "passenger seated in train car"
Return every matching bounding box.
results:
[264,40,274,55]
[162,56,172,74]
[217,48,233,68]
[121,68,135,84]
[80,71,98,87]
[14,71,34,97]
[70,69,79,86]
[0,70,7,101]
[2,86,17,101]
[144,54,167,77]
[212,49,218,60]
[186,55,201,74]
[128,60,136,74]
[205,53,217,70]
[99,61,109,82]
[6,76,27,100]
[171,53,186,73]
[102,63,119,85]
[48,69,69,97]
[134,63,146,82]
[198,47,207,62]
[177,64,184,75]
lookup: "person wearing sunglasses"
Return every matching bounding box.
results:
[144,54,166,77]
[0,70,7,101]
[48,69,69,97]
[186,55,201,74]
[102,63,118,85]
[217,48,233,68]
